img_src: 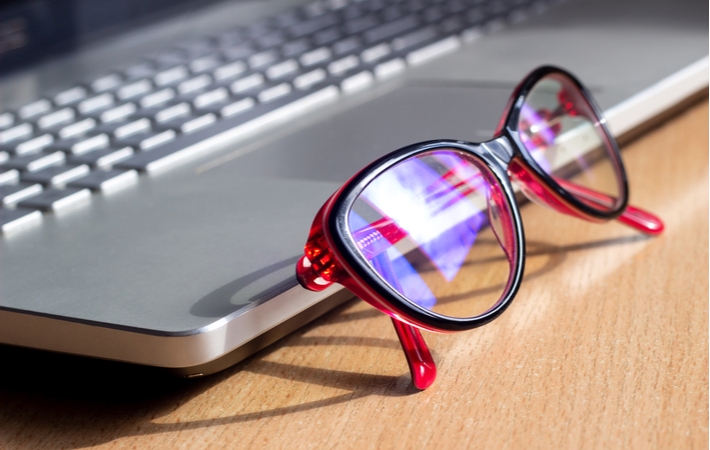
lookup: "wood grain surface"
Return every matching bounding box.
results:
[0,100,707,450]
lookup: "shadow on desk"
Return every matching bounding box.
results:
[0,234,651,448]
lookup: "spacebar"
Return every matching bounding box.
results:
[115,85,339,174]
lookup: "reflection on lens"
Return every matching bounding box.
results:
[347,150,515,319]
[518,73,623,212]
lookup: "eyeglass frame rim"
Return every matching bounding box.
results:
[500,65,630,219]
[324,139,527,333]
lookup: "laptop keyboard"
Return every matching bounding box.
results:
[0,0,556,234]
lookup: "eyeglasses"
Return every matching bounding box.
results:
[295,66,664,390]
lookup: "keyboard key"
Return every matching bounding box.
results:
[439,16,465,34]
[95,118,151,139]
[361,43,391,63]
[391,26,438,51]
[363,15,420,44]
[313,27,343,46]
[190,55,222,73]
[258,83,293,103]
[289,13,339,38]
[341,3,367,20]
[18,187,91,212]
[300,47,333,66]
[177,74,212,95]
[157,114,218,134]
[117,79,153,101]
[0,123,33,144]
[218,98,256,118]
[216,30,246,48]
[13,134,54,156]
[245,21,273,39]
[222,44,257,62]
[327,0,350,10]
[154,103,191,123]
[423,5,445,23]
[341,71,375,94]
[0,169,19,185]
[328,55,360,75]
[183,43,216,58]
[273,9,302,27]
[124,63,156,80]
[0,112,14,130]
[213,61,248,82]
[91,74,123,92]
[154,51,189,68]
[374,57,406,79]
[37,108,75,130]
[116,130,176,150]
[78,93,115,114]
[294,68,328,89]
[282,38,312,58]
[96,103,137,123]
[332,36,362,56]
[248,50,279,69]
[0,183,43,206]
[181,114,217,134]
[303,1,328,18]
[231,73,265,94]
[22,164,91,187]
[58,118,97,139]
[381,5,406,21]
[344,15,379,35]
[68,169,138,192]
[49,133,110,155]
[266,59,299,80]
[406,36,461,66]
[181,40,217,56]
[4,151,65,172]
[444,0,468,14]
[255,31,286,49]
[140,88,177,108]
[0,208,42,234]
[313,27,342,46]
[193,88,230,109]
[68,146,134,169]
[19,99,52,120]
[154,66,189,87]
[54,86,88,106]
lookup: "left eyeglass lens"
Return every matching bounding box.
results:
[347,150,516,319]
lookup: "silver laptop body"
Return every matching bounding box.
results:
[0,0,706,377]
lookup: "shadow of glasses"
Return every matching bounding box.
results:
[0,233,652,448]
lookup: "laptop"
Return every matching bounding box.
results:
[0,0,706,378]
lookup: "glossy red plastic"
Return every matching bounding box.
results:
[295,66,664,390]
[554,177,664,234]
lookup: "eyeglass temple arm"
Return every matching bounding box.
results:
[391,318,437,390]
[367,246,438,390]
[553,177,664,235]
[297,252,437,390]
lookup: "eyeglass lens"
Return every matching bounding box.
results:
[347,150,517,319]
[518,73,623,211]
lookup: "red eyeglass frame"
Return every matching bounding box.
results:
[295,66,664,390]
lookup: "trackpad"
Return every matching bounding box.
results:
[209,84,515,183]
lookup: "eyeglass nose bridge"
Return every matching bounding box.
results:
[477,135,516,168]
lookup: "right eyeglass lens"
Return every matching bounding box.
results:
[518,73,623,212]
[346,149,517,320]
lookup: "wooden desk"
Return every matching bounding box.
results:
[1,100,707,450]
